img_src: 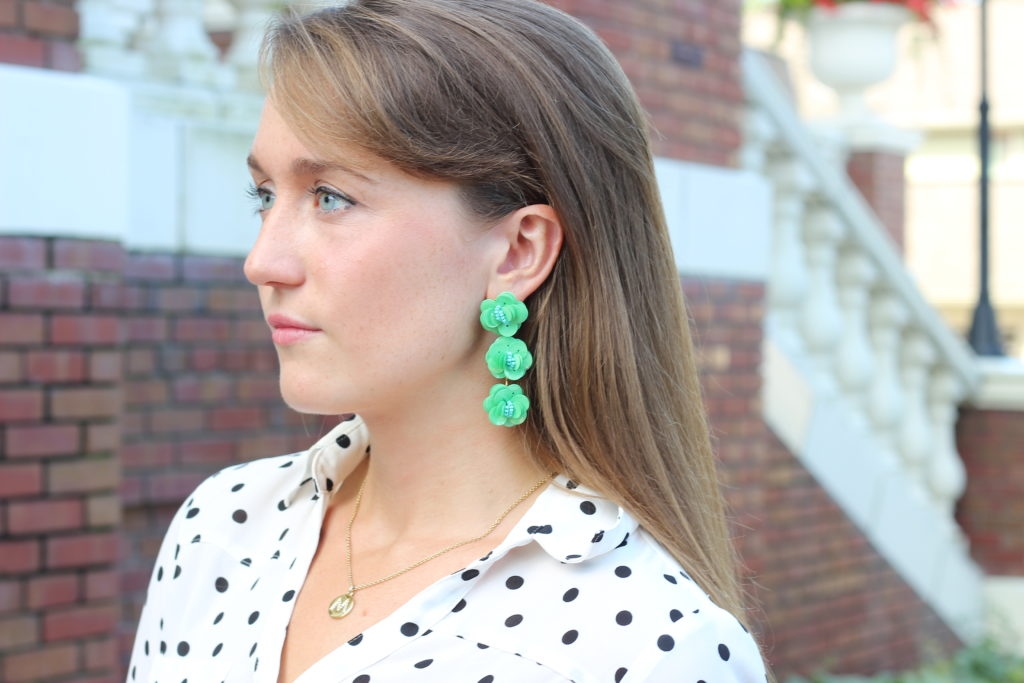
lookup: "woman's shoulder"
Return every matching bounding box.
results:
[453,481,767,681]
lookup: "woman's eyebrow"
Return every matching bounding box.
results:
[246,153,376,185]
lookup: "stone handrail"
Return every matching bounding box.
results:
[742,49,980,523]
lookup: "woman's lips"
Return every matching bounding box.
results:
[266,314,322,346]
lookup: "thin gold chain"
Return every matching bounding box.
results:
[344,473,552,595]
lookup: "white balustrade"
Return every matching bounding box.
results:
[78,0,291,93]
[744,49,983,636]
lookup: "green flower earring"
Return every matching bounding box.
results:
[480,292,532,426]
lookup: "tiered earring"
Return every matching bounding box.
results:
[480,292,533,427]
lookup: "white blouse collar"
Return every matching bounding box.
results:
[298,416,638,566]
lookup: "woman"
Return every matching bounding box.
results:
[127,1,768,681]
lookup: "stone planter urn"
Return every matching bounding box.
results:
[806,3,912,123]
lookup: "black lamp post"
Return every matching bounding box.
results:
[967,0,1004,355]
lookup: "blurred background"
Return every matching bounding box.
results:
[0,0,1022,681]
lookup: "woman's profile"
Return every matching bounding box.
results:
[127,1,769,680]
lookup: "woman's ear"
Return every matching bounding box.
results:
[488,204,564,300]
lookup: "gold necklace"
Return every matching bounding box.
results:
[327,473,553,619]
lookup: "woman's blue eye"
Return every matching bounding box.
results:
[313,187,353,213]
[246,184,274,213]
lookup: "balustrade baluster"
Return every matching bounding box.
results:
[227,0,281,91]
[766,156,814,345]
[740,109,775,173]
[147,0,230,86]
[800,201,845,393]
[927,369,968,516]
[835,248,877,427]
[79,0,149,77]
[867,291,907,451]
[898,332,936,486]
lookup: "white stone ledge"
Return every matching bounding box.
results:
[0,64,130,242]
[656,158,772,281]
[1,64,263,256]
[967,357,1024,410]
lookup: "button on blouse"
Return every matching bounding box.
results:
[127,416,766,682]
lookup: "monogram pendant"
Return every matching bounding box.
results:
[328,592,355,619]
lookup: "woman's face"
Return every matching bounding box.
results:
[244,102,497,417]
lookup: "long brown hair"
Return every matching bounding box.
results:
[262,0,748,628]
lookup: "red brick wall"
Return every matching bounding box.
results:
[0,0,80,70]
[0,236,320,681]
[957,408,1024,575]
[549,0,743,166]
[0,236,122,682]
[683,277,962,678]
[846,151,907,253]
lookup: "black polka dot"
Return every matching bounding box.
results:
[614,565,632,578]
[212,643,223,656]
[461,569,480,581]
[504,614,523,627]
[616,533,630,548]
[353,676,370,683]
[157,567,163,581]
[144,641,149,655]
[479,677,494,683]
[505,575,524,590]
[616,610,633,625]
[277,500,288,511]
[566,480,579,489]
[232,509,247,523]
[401,622,419,637]
[414,659,433,669]
[173,565,181,579]
[563,587,579,602]
[326,478,334,491]
[348,633,363,646]
[663,573,677,584]
[591,531,604,543]
[718,643,731,661]
[477,642,490,649]
[579,500,596,515]
[336,434,351,448]
[669,609,683,622]
[176,641,189,656]
[561,629,578,644]
[248,611,259,625]
[452,599,467,612]
[249,642,257,656]
[279,460,293,468]
[282,590,295,602]
[231,483,244,492]
[615,668,628,682]
[527,524,552,534]
[657,634,675,651]
[215,577,228,592]
[279,528,289,541]
[186,508,199,518]
[159,641,167,654]
[213,612,224,625]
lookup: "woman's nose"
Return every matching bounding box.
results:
[243,208,305,288]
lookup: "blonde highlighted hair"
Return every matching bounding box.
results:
[262,0,750,633]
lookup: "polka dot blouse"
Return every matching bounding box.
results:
[127,416,767,682]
